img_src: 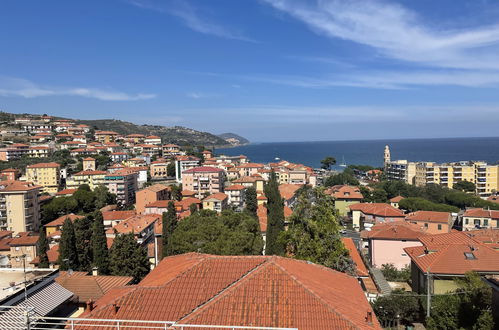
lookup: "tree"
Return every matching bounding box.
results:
[58,218,79,270]
[324,172,359,187]
[189,203,197,215]
[380,263,411,282]
[170,184,182,201]
[74,216,93,271]
[167,161,176,177]
[170,210,263,255]
[73,186,96,213]
[264,172,285,255]
[320,156,336,170]
[37,227,49,268]
[162,201,177,259]
[244,186,258,217]
[453,180,476,193]
[371,289,424,327]
[91,212,110,275]
[110,233,150,283]
[398,197,459,213]
[94,185,116,209]
[278,187,355,273]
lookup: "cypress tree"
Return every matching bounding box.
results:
[189,203,197,215]
[264,172,285,255]
[244,186,258,217]
[38,227,49,268]
[58,218,79,270]
[110,233,150,283]
[74,216,93,271]
[91,212,110,275]
[162,201,177,258]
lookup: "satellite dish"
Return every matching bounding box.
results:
[0,255,10,267]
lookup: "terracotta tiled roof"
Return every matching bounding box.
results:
[284,205,293,218]
[237,163,265,168]
[102,210,136,221]
[56,272,132,303]
[233,176,257,184]
[257,205,267,232]
[9,232,39,246]
[406,211,451,224]
[278,184,302,200]
[81,253,380,329]
[83,157,95,161]
[0,237,13,251]
[225,184,246,191]
[405,243,499,275]
[32,244,59,265]
[390,196,404,203]
[184,166,223,173]
[203,192,228,202]
[0,180,42,192]
[361,222,427,240]
[106,214,160,235]
[463,208,499,219]
[175,197,201,210]
[141,184,170,193]
[45,213,85,228]
[487,196,499,203]
[56,188,77,196]
[465,229,499,248]
[73,170,107,176]
[342,238,369,277]
[326,185,363,200]
[349,203,404,218]
[418,231,476,247]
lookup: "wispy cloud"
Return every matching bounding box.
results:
[0,77,156,101]
[262,0,499,70]
[186,92,218,99]
[128,0,254,42]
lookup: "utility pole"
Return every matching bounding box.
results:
[426,272,432,318]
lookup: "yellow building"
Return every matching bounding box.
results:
[414,161,499,196]
[66,170,107,190]
[0,181,41,233]
[385,160,417,184]
[26,162,61,194]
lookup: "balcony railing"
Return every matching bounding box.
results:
[0,306,297,330]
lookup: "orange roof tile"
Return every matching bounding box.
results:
[9,232,39,246]
[45,213,85,228]
[390,195,404,203]
[106,214,160,235]
[406,211,451,224]
[326,185,363,200]
[102,210,136,221]
[342,238,369,277]
[203,192,228,201]
[361,222,427,240]
[225,184,246,191]
[463,208,499,219]
[278,183,302,200]
[349,203,404,218]
[26,162,60,169]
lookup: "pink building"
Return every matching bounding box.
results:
[182,167,225,199]
[361,222,426,270]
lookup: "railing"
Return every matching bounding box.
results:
[0,306,298,330]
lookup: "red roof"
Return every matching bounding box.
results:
[26,162,60,169]
[342,238,369,277]
[257,205,267,232]
[390,195,404,203]
[56,188,77,196]
[463,208,499,219]
[45,213,85,227]
[361,222,427,240]
[183,166,223,173]
[326,185,363,200]
[9,232,39,246]
[349,203,404,218]
[406,211,451,224]
[278,184,302,200]
[203,192,228,201]
[102,210,136,221]
[225,184,246,191]
[82,253,380,329]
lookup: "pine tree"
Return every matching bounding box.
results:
[162,201,177,258]
[264,172,285,255]
[91,212,110,275]
[38,227,49,268]
[110,233,150,283]
[58,218,79,270]
[74,216,93,271]
[244,186,258,217]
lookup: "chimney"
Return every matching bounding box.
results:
[366,311,373,324]
[85,300,94,312]
[92,267,98,276]
[112,304,120,315]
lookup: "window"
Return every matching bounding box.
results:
[484,219,488,226]
[464,252,476,260]
[465,219,469,225]
[438,224,442,230]
[424,223,428,228]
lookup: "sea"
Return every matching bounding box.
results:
[215,137,499,170]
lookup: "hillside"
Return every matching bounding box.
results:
[218,133,250,146]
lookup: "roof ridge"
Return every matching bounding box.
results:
[175,257,269,325]
[271,258,363,330]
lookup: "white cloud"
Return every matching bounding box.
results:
[0,77,156,101]
[262,0,499,70]
[186,92,219,99]
[128,0,254,42]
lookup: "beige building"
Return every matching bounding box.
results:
[104,170,138,206]
[202,192,228,212]
[0,181,42,233]
[385,160,417,184]
[182,166,225,199]
[26,162,61,194]
[150,159,169,179]
[66,170,106,190]
[8,232,40,268]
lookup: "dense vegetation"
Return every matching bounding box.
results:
[279,187,355,274]
[381,264,411,282]
[264,172,286,255]
[169,210,264,255]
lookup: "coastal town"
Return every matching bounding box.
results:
[0,113,497,329]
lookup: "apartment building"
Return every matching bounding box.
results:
[182,166,225,199]
[26,162,61,194]
[175,155,200,182]
[144,135,161,145]
[385,160,417,184]
[0,143,30,161]
[94,130,120,143]
[0,181,42,233]
[0,168,21,181]
[405,211,453,234]
[462,208,499,230]
[202,192,228,212]
[162,144,182,158]
[66,170,107,190]
[149,159,169,179]
[8,232,40,267]
[28,145,51,158]
[225,184,246,210]
[104,169,138,206]
[414,161,499,196]
[135,184,171,214]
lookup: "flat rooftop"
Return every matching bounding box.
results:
[0,268,54,302]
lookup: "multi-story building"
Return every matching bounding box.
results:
[104,169,138,206]
[405,211,454,234]
[182,166,225,199]
[111,152,129,163]
[135,184,171,214]
[462,208,499,230]
[0,168,21,181]
[150,159,169,179]
[202,192,228,212]
[28,145,51,158]
[66,170,107,190]
[8,232,40,267]
[162,144,182,158]
[0,143,30,161]
[26,162,61,194]
[144,135,162,145]
[225,184,246,210]
[326,185,364,216]
[385,159,417,184]
[175,155,200,182]
[94,130,120,143]
[0,181,41,233]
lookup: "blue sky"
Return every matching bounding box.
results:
[2,0,499,142]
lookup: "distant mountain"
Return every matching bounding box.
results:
[218,133,250,146]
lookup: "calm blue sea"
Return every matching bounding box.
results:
[216,137,499,169]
